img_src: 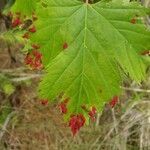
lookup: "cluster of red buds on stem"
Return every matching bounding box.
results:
[24,44,43,70]
[69,114,86,136]
[10,12,42,70]
[58,95,119,136]
[10,11,38,39]
[59,98,69,114]
[88,106,97,122]
[109,96,119,108]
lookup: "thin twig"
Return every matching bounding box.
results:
[121,86,150,93]
[10,74,43,82]
[0,67,27,73]
[10,73,43,77]
[96,113,101,127]
[0,111,16,141]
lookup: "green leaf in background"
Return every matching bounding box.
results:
[0,74,15,96]
[31,0,150,117]
[3,83,15,95]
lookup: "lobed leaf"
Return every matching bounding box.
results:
[31,0,150,116]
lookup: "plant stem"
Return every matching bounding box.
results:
[86,0,88,4]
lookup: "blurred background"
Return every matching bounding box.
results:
[0,0,150,150]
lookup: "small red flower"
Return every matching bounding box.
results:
[88,106,97,122]
[69,114,85,136]
[32,44,40,49]
[22,32,30,39]
[24,50,43,70]
[63,42,68,49]
[12,17,22,27]
[59,98,69,114]
[109,96,119,108]
[59,102,67,114]
[24,54,33,65]
[41,99,48,106]
[28,26,36,33]
[32,50,42,59]
[130,18,136,24]
[32,59,43,70]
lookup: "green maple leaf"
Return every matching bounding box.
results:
[11,0,36,16]
[32,0,150,116]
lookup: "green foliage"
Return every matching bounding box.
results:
[3,83,15,95]
[11,0,36,17]
[0,74,15,95]
[30,0,150,116]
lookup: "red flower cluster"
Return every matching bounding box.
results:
[12,17,22,27]
[10,11,37,40]
[109,96,119,108]
[11,11,38,30]
[59,99,69,114]
[81,105,97,122]
[22,26,36,39]
[69,114,85,136]
[24,50,43,70]
[28,26,36,33]
[40,99,48,106]
[88,106,97,122]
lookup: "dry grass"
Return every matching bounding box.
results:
[0,1,150,149]
[0,79,149,150]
